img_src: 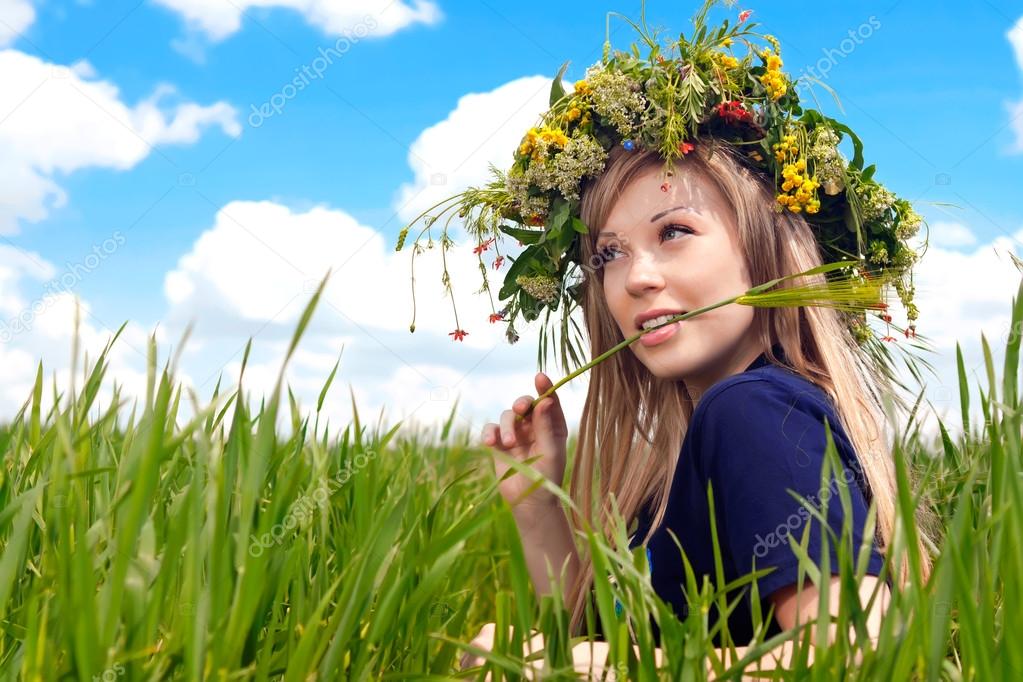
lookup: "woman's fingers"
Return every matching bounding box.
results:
[482,379,556,451]
[459,623,547,678]
[512,394,533,415]
[459,622,496,670]
[481,423,499,447]
[500,404,535,448]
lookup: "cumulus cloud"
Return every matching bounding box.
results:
[394,76,556,226]
[929,221,978,249]
[0,0,34,46]
[153,70,596,432]
[0,49,240,233]
[154,0,441,43]
[0,244,169,418]
[163,200,517,345]
[157,199,591,431]
[884,225,1023,442]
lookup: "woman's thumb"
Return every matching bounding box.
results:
[533,373,562,421]
[534,372,557,401]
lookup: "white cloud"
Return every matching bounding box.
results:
[0,49,240,233]
[394,76,556,226]
[1010,16,1023,71]
[0,0,35,46]
[154,0,441,43]
[156,72,590,434]
[1009,16,1023,153]
[215,342,589,440]
[163,199,517,347]
[885,226,1023,441]
[0,244,170,419]
[929,221,978,249]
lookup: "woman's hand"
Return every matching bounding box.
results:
[458,622,620,680]
[458,622,546,679]
[481,372,568,511]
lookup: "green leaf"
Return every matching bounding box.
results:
[316,350,343,414]
[550,60,570,107]
[499,245,539,299]
[498,223,544,245]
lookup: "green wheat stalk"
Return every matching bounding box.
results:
[520,259,893,418]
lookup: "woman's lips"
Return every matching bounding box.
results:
[638,320,681,347]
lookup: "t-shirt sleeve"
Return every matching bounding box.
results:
[693,377,884,602]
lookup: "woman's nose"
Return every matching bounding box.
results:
[624,251,665,295]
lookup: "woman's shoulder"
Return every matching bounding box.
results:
[688,363,851,479]
[692,362,837,431]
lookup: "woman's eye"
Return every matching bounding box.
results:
[660,224,693,242]
[598,244,623,260]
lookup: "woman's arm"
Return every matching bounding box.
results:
[511,500,581,598]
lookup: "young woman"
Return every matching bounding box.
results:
[467,140,934,674]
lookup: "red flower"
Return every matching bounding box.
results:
[738,9,753,22]
[493,255,505,270]
[904,325,917,339]
[679,141,695,155]
[880,313,892,323]
[473,237,495,255]
[716,100,753,124]
[489,313,504,323]
[449,328,469,341]
[881,335,897,343]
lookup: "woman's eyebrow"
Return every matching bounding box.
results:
[649,205,701,222]
[597,204,703,238]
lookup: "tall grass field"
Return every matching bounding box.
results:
[1,274,1021,680]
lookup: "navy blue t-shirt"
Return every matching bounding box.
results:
[593,347,885,644]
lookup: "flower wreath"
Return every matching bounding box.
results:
[395,0,928,370]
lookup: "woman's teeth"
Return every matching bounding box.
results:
[640,314,681,331]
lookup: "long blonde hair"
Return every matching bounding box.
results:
[563,140,934,634]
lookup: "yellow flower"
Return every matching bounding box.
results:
[760,48,787,101]
[720,54,739,69]
[574,79,591,96]
[540,129,569,146]
[777,154,821,214]
[721,36,733,47]
[565,107,582,122]
[518,128,540,156]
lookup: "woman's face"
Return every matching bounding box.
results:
[595,162,765,401]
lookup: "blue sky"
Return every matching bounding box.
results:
[1,0,1021,434]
